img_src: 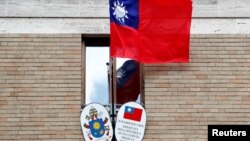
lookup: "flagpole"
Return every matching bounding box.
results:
[112,58,117,116]
[107,58,113,120]
[110,58,115,123]
[108,57,117,141]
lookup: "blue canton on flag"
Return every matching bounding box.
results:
[110,0,139,29]
[125,106,134,114]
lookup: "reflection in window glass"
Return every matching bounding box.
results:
[85,47,109,105]
[116,58,130,70]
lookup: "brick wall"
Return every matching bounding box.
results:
[1,34,250,141]
[144,34,250,141]
[0,34,83,141]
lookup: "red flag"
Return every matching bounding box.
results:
[123,106,142,122]
[110,0,192,63]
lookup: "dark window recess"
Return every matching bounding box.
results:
[82,36,110,46]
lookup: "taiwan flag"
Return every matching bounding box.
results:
[116,60,140,104]
[110,0,193,63]
[123,106,143,122]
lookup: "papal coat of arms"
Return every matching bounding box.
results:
[80,103,113,141]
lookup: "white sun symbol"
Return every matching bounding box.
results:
[127,108,132,112]
[112,0,129,23]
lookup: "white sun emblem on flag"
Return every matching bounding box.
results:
[112,0,129,23]
[127,108,132,112]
